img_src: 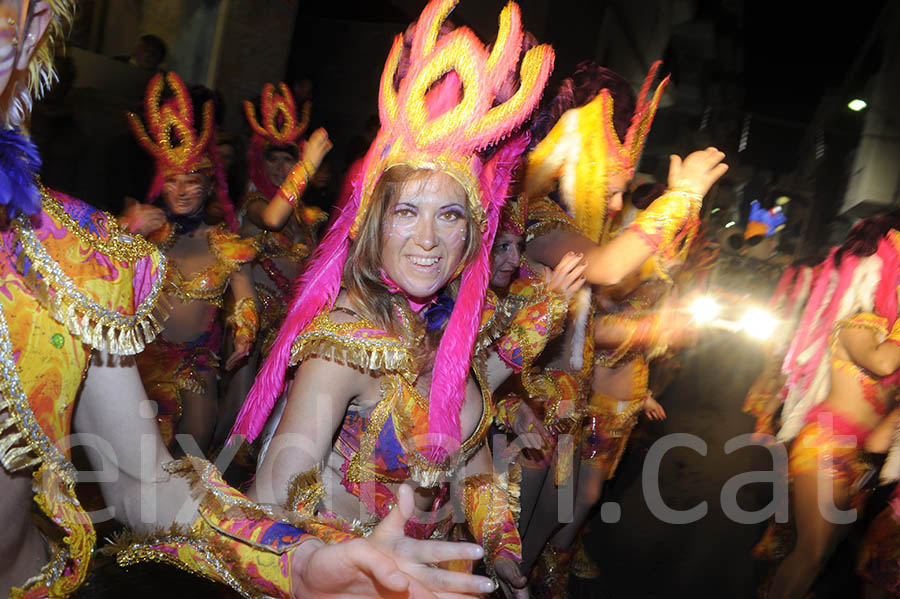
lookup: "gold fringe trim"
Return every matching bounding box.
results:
[285,465,325,515]
[0,405,40,472]
[163,457,278,523]
[105,524,259,599]
[14,210,170,356]
[289,332,415,378]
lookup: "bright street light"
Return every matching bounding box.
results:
[739,307,778,341]
[848,98,868,112]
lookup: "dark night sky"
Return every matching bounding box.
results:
[742,0,887,123]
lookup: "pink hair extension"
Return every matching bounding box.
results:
[230,184,360,443]
[424,132,529,460]
[246,135,279,201]
[769,266,796,309]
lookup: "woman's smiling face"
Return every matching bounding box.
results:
[380,170,469,302]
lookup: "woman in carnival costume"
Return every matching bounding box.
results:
[504,60,728,594]
[752,211,900,598]
[233,0,558,594]
[120,71,260,453]
[213,84,332,448]
[742,261,818,438]
[0,2,497,597]
[241,82,332,355]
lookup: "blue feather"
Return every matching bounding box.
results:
[0,128,42,216]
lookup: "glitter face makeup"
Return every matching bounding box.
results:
[162,172,211,216]
[380,171,469,302]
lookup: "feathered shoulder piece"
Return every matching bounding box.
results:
[0,128,41,216]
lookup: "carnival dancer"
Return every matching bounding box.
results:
[508,60,727,595]
[119,71,260,454]
[211,83,333,449]
[240,82,332,355]
[488,195,592,566]
[752,211,900,599]
[232,0,557,595]
[0,2,499,597]
[742,262,817,437]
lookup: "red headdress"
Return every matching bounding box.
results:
[127,71,236,231]
[244,82,311,199]
[233,0,553,466]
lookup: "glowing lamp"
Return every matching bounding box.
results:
[739,307,778,340]
[688,295,722,325]
[848,99,868,112]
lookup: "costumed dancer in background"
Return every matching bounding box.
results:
[487,194,589,571]
[241,82,331,353]
[753,211,900,599]
[232,0,557,595]
[0,3,498,597]
[212,83,332,449]
[515,60,728,595]
[742,261,817,437]
[121,71,259,454]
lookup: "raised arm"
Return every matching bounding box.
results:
[526,148,728,286]
[840,322,900,378]
[254,128,333,231]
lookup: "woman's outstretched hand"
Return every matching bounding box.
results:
[667,147,728,197]
[291,483,496,599]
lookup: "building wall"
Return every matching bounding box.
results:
[841,5,900,215]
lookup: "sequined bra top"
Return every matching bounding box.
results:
[150,223,257,308]
[288,306,494,500]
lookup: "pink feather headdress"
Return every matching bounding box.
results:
[127,72,237,231]
[244,82,311,200]
[232,0,553,466]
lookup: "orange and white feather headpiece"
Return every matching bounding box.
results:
[237,0,553,469]
[127,71,236,231]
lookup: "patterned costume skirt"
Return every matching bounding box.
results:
[135,322,222,446]
[581,391,645,477]
[752,405,876,561]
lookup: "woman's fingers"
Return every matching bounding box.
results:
[404,563,496,596]
[342,540,411,594]
[391,538,485,566]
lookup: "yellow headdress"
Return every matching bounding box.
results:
[500,194,527,236]
[236,0,554,467]
[243,82,311,197]
[244,82,310,148]
[351,0,554,238]
[525,61,669,243]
